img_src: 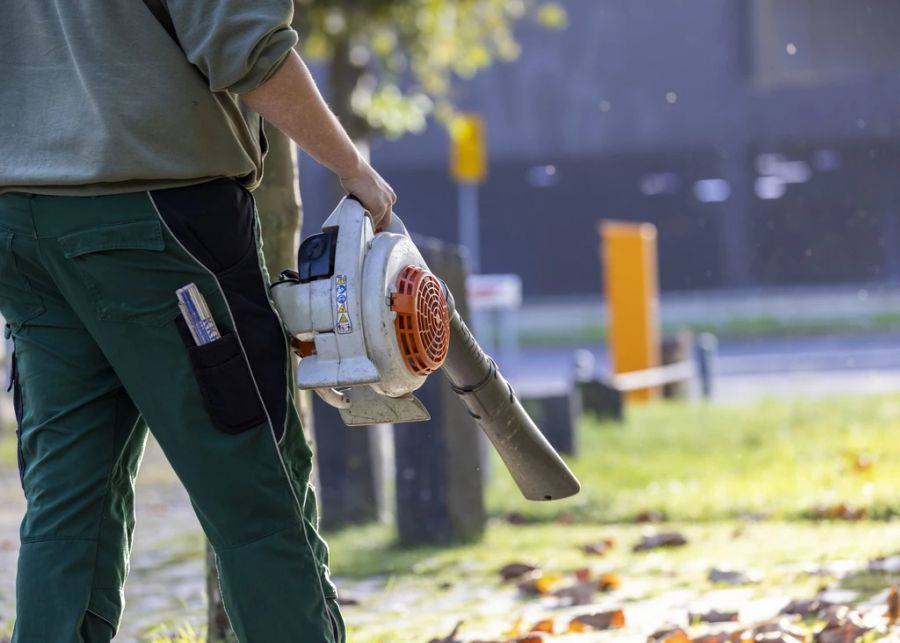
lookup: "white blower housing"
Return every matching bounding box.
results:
[271,197,448,426]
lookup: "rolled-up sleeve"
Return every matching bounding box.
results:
[165,0,298,94]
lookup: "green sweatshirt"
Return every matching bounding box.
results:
[0,1,298,195]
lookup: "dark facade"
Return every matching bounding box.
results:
[300,0,900,298]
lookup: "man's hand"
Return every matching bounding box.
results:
[241,52,397,227]
[340,159,396,229]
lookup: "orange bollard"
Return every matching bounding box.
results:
[599,221,661,403]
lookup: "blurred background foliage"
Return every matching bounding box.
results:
[292,0,568,140]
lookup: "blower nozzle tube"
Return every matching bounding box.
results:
[439,285,581,501]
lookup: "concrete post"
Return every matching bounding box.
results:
[312,395,387,530]
[394,238,486,546]
[521,388,581,456]
[661,331,694,399]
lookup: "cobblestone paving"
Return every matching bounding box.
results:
[0,439,207,642]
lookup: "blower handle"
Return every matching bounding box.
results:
[344,194,408,236]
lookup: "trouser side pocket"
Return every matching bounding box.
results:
[176,317,266,434]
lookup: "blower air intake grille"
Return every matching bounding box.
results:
[391,266,450,376]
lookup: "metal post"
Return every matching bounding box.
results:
[458,182,481,274]
[696,333,719,401]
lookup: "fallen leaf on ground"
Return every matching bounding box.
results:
[811,504,867,521]
[529,618,555,634]
[582,537,616,556]
[780,599,828,618]
[817,604,858,624]
[814,609,871,643]
[500,563,538,581]
[736,618,807,642]
[708,568,759,585]
[568,610,626,631]
[647,627,691,643]
[690,610,739,624]
[554,580,596,606]
[633,532,688,552]
[513,636,545,643]
[428,621,463,643]
[574,567,592,582]
[599,572,622,591]
[690,634,731,643]
[635,511,667,523]
[889,585,899,623]
[518,574,561,596]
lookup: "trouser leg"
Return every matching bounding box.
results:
[0,196,147,643]
[30,181,344,642]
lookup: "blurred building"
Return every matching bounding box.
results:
[301,0,900,299]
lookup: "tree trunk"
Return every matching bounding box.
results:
[206,121,307,643]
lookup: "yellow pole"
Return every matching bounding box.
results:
[600,221,661,403]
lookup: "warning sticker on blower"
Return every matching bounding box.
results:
[335,275,352,334]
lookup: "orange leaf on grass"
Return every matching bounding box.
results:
[518,574,561,596]
[529,619,555,634]
[599,573,622,591]
[888,585,899,623]
[648,627,691,643]
[514,636,545,643]
[568,610,625,632]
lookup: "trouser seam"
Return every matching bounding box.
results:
[148,191,337,639]
[83,401,140,631]
[20,536,99,544]
[214,523,297,551]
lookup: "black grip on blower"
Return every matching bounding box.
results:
[439,287,581,501]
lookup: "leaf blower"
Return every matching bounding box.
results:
[270,197,580,501]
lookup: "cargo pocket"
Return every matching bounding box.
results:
[177,317,266,433]
[0,232,45,331]
[58,220,184,326]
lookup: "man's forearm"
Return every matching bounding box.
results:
[241,51,363,179]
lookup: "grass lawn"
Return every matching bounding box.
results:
[321,394,900,641]
[484,394,900,524]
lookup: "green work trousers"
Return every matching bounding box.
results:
[0,180,345,642]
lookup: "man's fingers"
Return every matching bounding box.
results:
[338,162,395,229]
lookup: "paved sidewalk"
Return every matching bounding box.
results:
[0,440,206,642]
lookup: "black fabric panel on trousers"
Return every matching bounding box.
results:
[151,179,289,440]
